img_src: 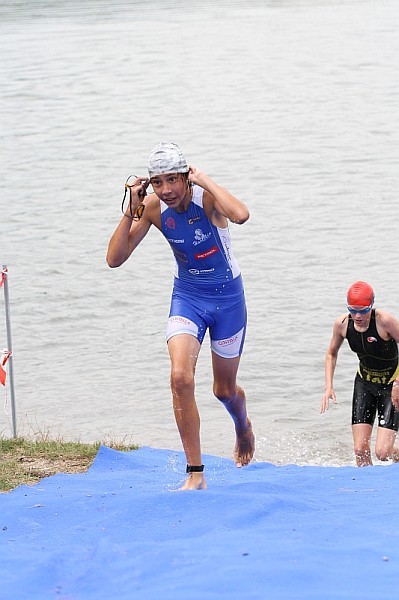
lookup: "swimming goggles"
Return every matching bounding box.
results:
[121,175,148,220]
[347,305,373,315]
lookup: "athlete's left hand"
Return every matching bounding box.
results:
[391,384,399,411]
[188,165,207,187]
[391,381,399,412]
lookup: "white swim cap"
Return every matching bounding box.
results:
[148,142,188,178]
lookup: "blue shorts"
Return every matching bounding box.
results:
[166,276,247,358]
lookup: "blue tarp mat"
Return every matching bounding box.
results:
[1,446,398,600]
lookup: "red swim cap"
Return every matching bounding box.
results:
[347,281,374,307]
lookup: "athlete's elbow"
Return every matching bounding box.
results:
[106,257,119,268]
[233,207,250,224]
[106,250,125,268]
[106,259,119,268]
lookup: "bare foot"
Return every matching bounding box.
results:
[178,472,207,491]
[234,419,255,467]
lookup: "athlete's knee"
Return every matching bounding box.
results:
[375,448,391,461]
[355,452,372,466]
[213,381,242,404]
[354,439,372,466]
[375,441,393,461]
[353,439,370,458]
[170,368,194,395]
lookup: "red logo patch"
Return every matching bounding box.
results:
[165,217,176,230]
[195,246,219,260]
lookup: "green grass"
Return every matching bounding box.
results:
[0,436,138,493]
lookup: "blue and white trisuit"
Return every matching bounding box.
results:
[160,185,247,358]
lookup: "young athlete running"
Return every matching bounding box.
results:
[321,281,399,465]
[107,142,255,489]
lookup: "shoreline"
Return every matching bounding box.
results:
[0,437,138,492]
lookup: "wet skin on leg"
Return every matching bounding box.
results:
[374,426,397,461]
[211,351,255,467]
[168,333,207,490]
[352,423,373,466]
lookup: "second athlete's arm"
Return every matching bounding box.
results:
[321,316,347,413]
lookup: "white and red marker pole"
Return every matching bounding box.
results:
[1,265,17,438]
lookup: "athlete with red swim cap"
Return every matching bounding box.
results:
[321,281,399,466]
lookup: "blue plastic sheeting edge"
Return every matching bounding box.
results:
[1,446,398,600]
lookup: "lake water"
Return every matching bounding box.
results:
[1,0,399,466]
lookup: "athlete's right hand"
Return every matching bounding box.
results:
[124,176,149,217]
[320,388,337,413]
